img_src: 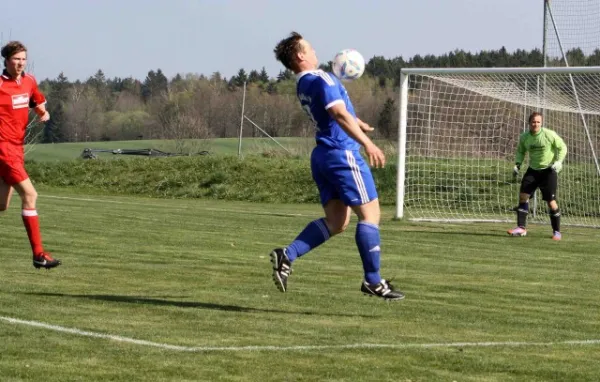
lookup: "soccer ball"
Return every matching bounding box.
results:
[332,49,365,81]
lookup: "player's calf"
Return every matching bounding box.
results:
[516,202,529,227]
[549,208,561,233]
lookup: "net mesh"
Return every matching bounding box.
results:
[402,70,600,227]
[544,0,600,66]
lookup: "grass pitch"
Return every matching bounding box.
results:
[1,189,600,381]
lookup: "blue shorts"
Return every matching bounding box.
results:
[311,145,378,206]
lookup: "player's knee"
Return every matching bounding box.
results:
[351,200,381,225]
[21,190,38,207]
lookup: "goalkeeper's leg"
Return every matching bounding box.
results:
[548,201,561,240]
[516,193,530,228]
[509,169,539,236]
[541,171,561,240]
[507,192,530,236]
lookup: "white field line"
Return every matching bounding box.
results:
[2,315,600,353]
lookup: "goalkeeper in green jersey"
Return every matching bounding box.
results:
[508,112,567,240]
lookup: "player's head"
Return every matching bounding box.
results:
[1,41,27,77]
[274,32,318,73]
[528,112,542,133]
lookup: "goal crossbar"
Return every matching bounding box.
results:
[400,66,600,75]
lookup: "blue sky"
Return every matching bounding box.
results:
[1,0,543,81]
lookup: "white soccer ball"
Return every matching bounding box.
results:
[332,49,365,81]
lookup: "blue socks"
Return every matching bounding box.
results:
[286,218,330,262]
[355,222,382,284]
[286,219,383,286]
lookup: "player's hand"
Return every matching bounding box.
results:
[360,122,374,133]
[38,111,50,122]
[364,143,386,168]
[512,165,520,177]
[551,161,563,173]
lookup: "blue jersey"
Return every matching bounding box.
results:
[296,70,360,151]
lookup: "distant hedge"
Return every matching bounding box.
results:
[26,155,397,205]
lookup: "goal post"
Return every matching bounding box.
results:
[397,66,600,227]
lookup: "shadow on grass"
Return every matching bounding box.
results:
[25,292,377,318]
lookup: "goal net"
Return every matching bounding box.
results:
[544,0,600,67]
[396,67,600,227]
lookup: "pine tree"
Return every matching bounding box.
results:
[259,67,270,82]
[377,98,396,139]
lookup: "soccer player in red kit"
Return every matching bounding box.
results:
[0,41,60,269]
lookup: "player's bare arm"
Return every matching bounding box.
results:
[34,104,50,122]
[328,104,385,168]
[356,118,374,133]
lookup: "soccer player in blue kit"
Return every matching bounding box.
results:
[270,32,404,300]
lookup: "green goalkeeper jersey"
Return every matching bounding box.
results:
[515,127,567,170]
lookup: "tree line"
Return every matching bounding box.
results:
[30,46,600,146]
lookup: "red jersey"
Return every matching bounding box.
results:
[0,70,46,146]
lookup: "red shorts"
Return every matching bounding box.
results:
[0,143,28,185]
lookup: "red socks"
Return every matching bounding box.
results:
[22,209,44,254]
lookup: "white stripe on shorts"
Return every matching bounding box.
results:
[345,150,369,204]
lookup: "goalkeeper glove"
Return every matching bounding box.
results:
[551,161,563,173]
[513,164,521,177]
